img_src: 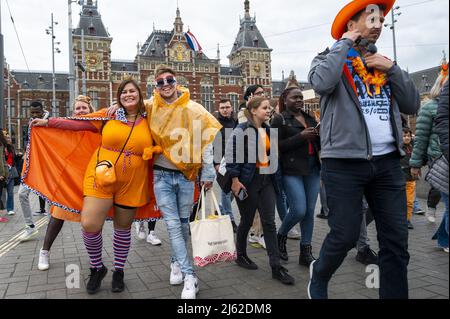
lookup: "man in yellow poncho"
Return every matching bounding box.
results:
[111,66,221,299]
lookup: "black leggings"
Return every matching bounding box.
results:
[427,187,442,209]
[235,172,280,268]
[43,216,64,251]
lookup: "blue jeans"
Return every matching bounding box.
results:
[279,157,321,245]
[219,190,235,222]
[433,192,449,249]
[315,153,410,299]
[153,170,195,276]
[413,193,421,212]
[6,178,15,212]
[274,172,289,221]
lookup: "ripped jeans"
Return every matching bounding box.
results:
[154,169,195,276]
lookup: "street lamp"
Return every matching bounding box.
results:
[384,6,401,63]
[46,13,61,117]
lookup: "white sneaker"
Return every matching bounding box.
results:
[287,227,301,240]
[257,235,267,249]
[248,232,259,244]
[181,274,199,299]
[426,208,437,223]
[7,211,15,216]
[170,262,183,285]
[19,226,39,242]
[147,231,162,246]
[38,249,50,271]
[444,247,449,253]
[135,222,146,240]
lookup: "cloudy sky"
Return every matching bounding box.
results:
[1,0,449,81]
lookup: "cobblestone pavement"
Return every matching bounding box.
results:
[0,185,448,299]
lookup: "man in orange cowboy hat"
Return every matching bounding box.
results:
[307,0,420,299]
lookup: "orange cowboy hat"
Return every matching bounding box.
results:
[331,0,396,40]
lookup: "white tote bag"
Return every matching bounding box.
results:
[190,187,237,267]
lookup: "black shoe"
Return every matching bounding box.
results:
[277,233,288,262]
[316,209,329,219]
[413,209,425,215]
[408,220,414,230]
[231,220,238,233]
[299,244,316,267]
[272,265,295,285]
[235,255,258,270]
[111,269,125,293]
[86,265,108,295]
[356,247,379,265]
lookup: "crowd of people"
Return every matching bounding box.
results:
[0,0,448,300]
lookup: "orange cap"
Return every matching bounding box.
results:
[331,0,396,40]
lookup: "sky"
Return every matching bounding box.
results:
[1,0,449,81]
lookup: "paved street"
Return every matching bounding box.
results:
[0,184,448,299]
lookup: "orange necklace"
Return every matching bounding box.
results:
[350,56,387,94]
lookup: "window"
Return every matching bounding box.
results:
[227,93,239,113]
[201,85,214,113]
[90,91,99,109]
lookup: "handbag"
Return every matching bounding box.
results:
[216,157,232,194]
[425,155,449,195]
[190,186,237,267]
[95,116,137,189]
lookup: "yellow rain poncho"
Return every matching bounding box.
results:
[145,86,222,181]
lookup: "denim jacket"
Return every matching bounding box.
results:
[200,143,216,182]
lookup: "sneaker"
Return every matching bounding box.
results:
[135,222,146,240]
[426,207,437,223]
[287,227,301,240]
[272,265,295,285]
[0,217,8,223]
[248,232,259,244]
[146,231,162,246]
[32,211,47,217]
[444,247,449,253]
[111,269,125,293]
[414,209,425,215]
[86,265,108,295]
[19,226,39,242]
[307,260,328,299]
[181,274,199,299]
[7,211,15,216]
[38,249,50,271]
[356,247,379,265]
[408,220,414,230]
[257,235,266,250]
[170,262,183,285]
[235,255,258,270]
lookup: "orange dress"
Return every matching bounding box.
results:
[22,109,161,222]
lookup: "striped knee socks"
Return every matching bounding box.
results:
[113,228,131,270]
[82,231,103,269]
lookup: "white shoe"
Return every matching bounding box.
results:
[287,227,301,240]
[135,222,146,240]
[19,226,39,242]
[147,231,162,246]
[7,211,15,216]
[38,249,50,271]
[170,262,183,285]
[444,247,449,253]
[181,274,199,299]
[257,235,266,249]
[248,232,259,244]
[426,208,437,223]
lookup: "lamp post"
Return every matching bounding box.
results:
[384,6,401,63]
[46,13,61,117]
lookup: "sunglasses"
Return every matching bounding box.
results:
[155,76,177,88]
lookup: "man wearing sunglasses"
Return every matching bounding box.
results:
[108,67,221,299]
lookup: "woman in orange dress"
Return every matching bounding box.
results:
[30,79,161,295]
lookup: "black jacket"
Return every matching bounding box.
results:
[435,80,449,160]
[270,111,321,176]
[213,113,238,165]
[225,121,279,189]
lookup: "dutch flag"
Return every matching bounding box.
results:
[185,30,203,53]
